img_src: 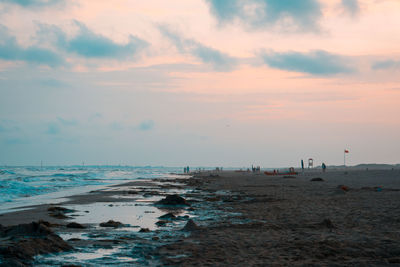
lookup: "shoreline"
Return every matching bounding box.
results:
[0,175,195,266]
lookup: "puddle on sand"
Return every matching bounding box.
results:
[34,180,206,266]
[35,246,138,266]
[64,202,165,230]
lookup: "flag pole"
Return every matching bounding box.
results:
[344,150,345,167]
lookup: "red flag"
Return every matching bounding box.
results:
[344,149,349,153]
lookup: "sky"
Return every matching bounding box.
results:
[0,0,399,167]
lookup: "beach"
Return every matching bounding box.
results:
[1,168,400,266]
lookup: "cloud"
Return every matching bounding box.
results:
[138,120,154,131]
[3,137,30,145]
[372,60,400,70]
[0,120,18,133]
[46,122,60,135]
[39,78,68,88]
[0,25,64,67]
[159,26,236,71]
[0,0,63,8]
[341,0,360,16]
[261,50,354,75]
[57,117,78,126]
[205,0,322,32]
[40,21,148,59]
[110,122,123,131]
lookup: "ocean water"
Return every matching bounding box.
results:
[0,166,181,212]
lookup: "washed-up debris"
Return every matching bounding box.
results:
[338,185,349,191]
[159,213,176,220]
[66,222,86,229]
[310,177,324,182]
[181,219,199,231]
[0,221,72,266]
[99,220,123,228]
[156,194,189,206]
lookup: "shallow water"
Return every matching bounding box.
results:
[0,166,181,212]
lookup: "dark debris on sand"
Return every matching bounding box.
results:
[155,194,189,206]
[0,221,72,266]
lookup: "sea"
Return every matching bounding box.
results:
[0,165,182,213]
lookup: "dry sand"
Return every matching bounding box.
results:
[158,169,400,266]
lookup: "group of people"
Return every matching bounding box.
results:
[251,165,261,173]
[183,166,190,173]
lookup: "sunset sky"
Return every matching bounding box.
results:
[0,0,399,167]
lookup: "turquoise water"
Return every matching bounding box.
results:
[0,166,181,208]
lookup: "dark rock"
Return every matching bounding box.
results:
[66,222,86,229]
[310,177,324,182]
[181,219,199,231]
[159,213,176,220]
[99,220,123,228]
[152,236,160,241]
[0,221,72,266]
[47,206,74,213]
[156,194,189,206]
[139,228,150,233]
[156,220,167,227]
[37,220,55,227]
[49,211,70,219]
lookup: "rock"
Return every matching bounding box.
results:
[152,236,160,241]
[66,222,86,229]
[49,211,70,219]
[37,220,55,227]
[47,206,74,213]
[156,220,167,227]
[181,219,199,231]
[139,228,150,233]
[99,220,123,228]
[159,213,176,220]
[156,194,189,206]
[0,221,72,266]
[310,177,324,182]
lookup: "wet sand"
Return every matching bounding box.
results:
[158,169,400,266]
[0,177,193,266]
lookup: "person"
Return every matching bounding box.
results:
[322,163,326,173]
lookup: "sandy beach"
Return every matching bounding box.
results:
[1,168,400,266]
[158,169,400,266]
